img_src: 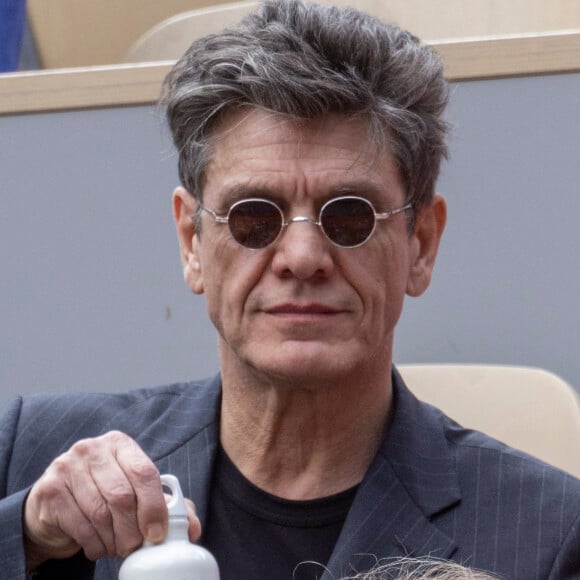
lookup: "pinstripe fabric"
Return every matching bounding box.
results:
[0,376,222,580]
[1,370,579,579]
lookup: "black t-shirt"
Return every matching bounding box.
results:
[202,447,358,580]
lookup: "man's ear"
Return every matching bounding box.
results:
[173,186,204,295]
[406,194,447,297]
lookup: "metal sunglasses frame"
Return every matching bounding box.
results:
[197,195,413,249]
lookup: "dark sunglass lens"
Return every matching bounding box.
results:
[228,200,282,249]
[321,198,375,247]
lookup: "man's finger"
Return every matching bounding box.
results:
[25,474,108,563]
[184,498,202,543]
[112,432,167,543]
[87,456,141,556]
[66,458,116,556]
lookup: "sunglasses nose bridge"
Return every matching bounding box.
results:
[284,215,321,227]
[281,215,326,242]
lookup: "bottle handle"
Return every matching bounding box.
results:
[160,474,188,519]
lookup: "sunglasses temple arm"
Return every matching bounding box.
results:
[198,205,229,224]
[374,203,413,221]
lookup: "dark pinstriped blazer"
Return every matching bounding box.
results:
[1,370,579,579]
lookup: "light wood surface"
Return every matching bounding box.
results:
[335,0,580,41]
[1,31,580,116]
[0,63,171,115]
[126,1,259,63]
[28,0,580,68]
[27,0,231,69]
[436,30,580,80]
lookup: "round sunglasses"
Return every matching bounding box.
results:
[197,195,413,249]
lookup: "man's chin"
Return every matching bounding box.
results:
[245,343,362,385]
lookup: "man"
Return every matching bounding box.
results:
[1,1,579,579]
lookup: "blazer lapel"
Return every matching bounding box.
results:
[323,369,462,579]
[146,374,222,527]
[154,420,220,527]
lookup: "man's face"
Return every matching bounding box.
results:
[174,109,445,385]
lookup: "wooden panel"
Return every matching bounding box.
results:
[1,31,580,116]
[0,63,171,115]
[126,1,259,63]
[436,30,580,80]
[332,0,580,41]
[27,0,230,68]
[28,0,580,69]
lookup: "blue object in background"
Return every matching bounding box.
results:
[0,0,27,72]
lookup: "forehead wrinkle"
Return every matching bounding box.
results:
[204,110,403,208]
[211,108,379,163]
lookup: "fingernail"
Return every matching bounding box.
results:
[147,523,164,543]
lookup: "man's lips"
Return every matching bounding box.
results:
[264,303,344,315]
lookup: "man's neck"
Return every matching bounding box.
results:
[218,355,394,500]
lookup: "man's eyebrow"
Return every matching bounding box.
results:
[215,180,395,209]
[215,184,278,208]
[331,182,382,196]
[330,182,394,206]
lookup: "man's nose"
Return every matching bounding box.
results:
[270,219,335,280]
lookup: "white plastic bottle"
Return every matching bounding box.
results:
[119,474,220,580]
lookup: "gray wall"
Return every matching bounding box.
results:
[1,72,579,412]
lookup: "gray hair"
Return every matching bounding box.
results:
[162,0,449,209]
[342,557,499,579]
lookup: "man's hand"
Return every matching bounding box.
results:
[23,430,201,570]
